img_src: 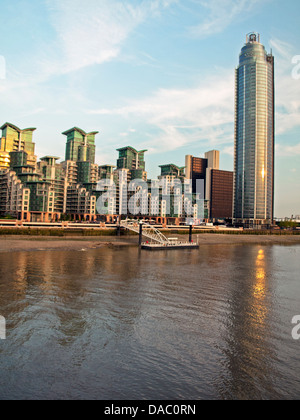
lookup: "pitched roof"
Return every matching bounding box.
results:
[0,122,36,133]
[62,127,99,137]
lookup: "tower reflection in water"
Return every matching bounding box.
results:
[216,246,281,400]
[254,249,266,301]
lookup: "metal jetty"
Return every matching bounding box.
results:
[120,220,199,250]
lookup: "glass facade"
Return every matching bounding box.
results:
[234,33,274,224]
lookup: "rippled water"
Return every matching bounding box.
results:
[0,244,299,400]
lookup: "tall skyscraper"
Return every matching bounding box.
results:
[233,33,275,226]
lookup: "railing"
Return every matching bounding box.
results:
[120,219,171,245]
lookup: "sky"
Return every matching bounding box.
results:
[0,0,299,218]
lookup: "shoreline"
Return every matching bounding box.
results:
[0,236,138,252]
[0,234,299,252]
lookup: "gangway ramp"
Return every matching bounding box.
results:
[120,219,199,250]
[120,219,171,245]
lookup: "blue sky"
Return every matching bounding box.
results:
[0,0,299,217]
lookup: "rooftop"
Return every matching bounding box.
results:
[0,122,36,133]
[62,127,99,137]
[117,146,148,154]
[40,156,60,161]
[159,164,185,170]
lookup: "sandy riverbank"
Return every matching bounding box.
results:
[0,234,299,252]
[0,236,137,252]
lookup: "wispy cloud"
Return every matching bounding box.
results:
[276,143,300,157]
[270,38,300,136]
[188,0,266,38]
[45,0,177,75]
[87,33,300,157]
[1,0,177,96]
[88,70,235,154]
[270,38,293,61]
[0,0,177,114]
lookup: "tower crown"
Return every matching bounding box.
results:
[246,32,260,44]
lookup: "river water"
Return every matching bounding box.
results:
[0,244,299,400]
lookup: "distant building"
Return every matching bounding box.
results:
[0,168,30,220]
[0,126,102,222]
[185,150,232,221]
[98,165,116,181]
[63,127,98,164]
[204,149,220,202]
[0,121,240,225]
[66,185,97,222]
[37,156,67,215]
[158,165,185,218]
[62,127,99,187]
[159,164,185,182]
[185,154,208,194]
[205,150,219,170]
[208,169,233,220]
[77,161,98,185]
[157,163,207,222]
[61,160,78,187]
[107,147,148,217]
[116,146,148,181]
[6,150,57,222]
[0,123,37,169]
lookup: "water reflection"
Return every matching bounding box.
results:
[254,249,266,300]
[0,245,299,400]
[253,249,268,332]
[216,246,282,400]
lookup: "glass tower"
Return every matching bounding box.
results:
[233,33,274,225]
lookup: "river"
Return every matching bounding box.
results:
[0,244,299,400]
